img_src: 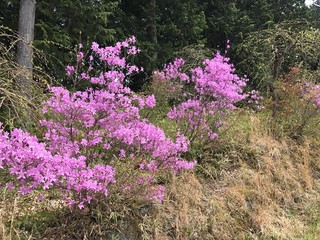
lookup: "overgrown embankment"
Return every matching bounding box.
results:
[141,112,320,239]
[1,111,319,239]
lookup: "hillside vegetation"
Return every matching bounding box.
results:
[0,109,320,239]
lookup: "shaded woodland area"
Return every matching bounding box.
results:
[1,0,318,86]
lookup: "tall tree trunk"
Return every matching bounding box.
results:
[317,0,320,28]
[149,0,158,70]
[17,0,36,93]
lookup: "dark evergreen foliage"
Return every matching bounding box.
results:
[0,0,317,90]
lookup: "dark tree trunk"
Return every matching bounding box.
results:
[317,0,320,28]
[17,0,36,92]
[149,0,158,70]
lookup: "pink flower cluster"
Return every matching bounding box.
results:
[159,52,250,142]
[67,37,142,86]
[154,58,189,82]
[0,124,115,205]
[247,90,264,110]
[303,82,320,107]
[0,37,195,207]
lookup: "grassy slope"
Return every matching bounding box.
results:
[141,112,320,239]
[0,110,320,240]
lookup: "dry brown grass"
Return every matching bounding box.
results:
[140,112,320,239]
[0,186,66,240]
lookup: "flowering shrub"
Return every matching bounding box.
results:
[0,37,195,208]
[287,79,320,138]
[155,52,254,144]
[303,82,320,107]
[149,59,189,108]
[265,67,320,139]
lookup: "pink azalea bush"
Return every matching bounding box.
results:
[0,37,195,208]
[292,81,320,136]
[303,82,320,107]
[155,52,253,143]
